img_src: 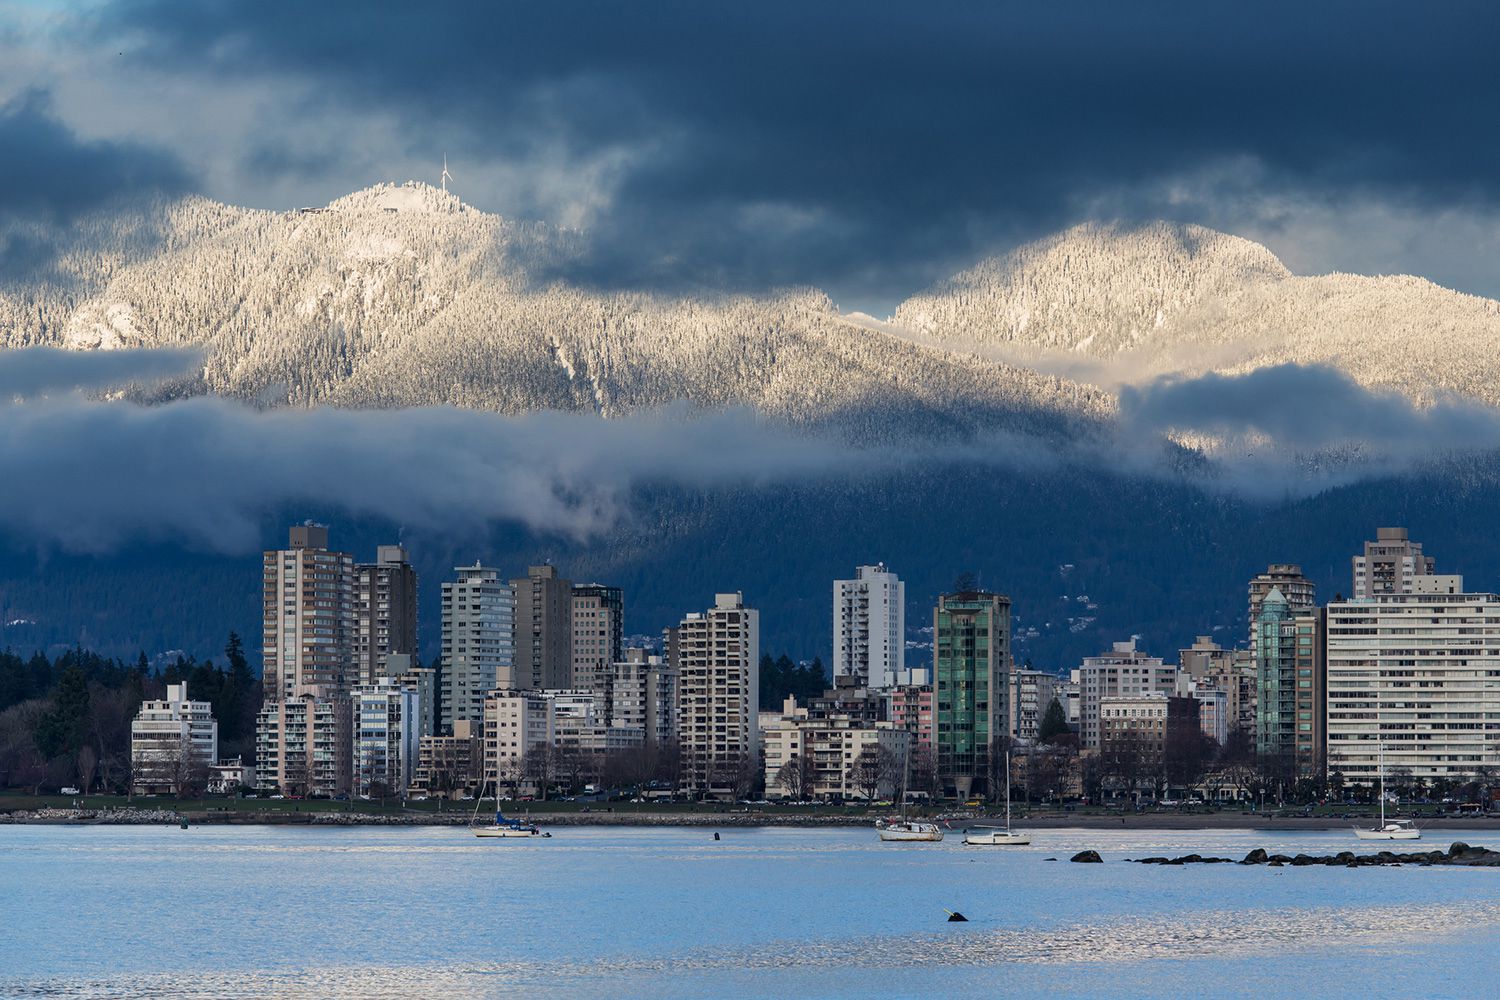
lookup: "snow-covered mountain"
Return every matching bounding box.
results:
[0,183,1103,440]
[893,221,1500,405]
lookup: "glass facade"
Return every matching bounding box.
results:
[934,592,1010,796]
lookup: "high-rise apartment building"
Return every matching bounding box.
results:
[571,583,624,697]
[254,688,352,797]
[1326,575,1499,784]
[1352,527,1435,599]
[933,590,1011,797]
[669,592,760,797]
[355,544,419,687]
[130,683,219,795]
[351,679,421,799]
[512,565,574,689]
[1009,668,1060,744]
[609,649,677,746]
[1178,636,1256,735]
[440,564,515,734]
[1075,639,1176,750]
[261,524,356,702]
[1253,590,1326,775]
[1248,564,1315,641]
[833,564,905,689]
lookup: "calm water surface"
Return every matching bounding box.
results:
[3,823,1499,998]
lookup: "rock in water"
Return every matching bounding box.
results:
[1070,850,1103,863]
[1242,848,1269,865]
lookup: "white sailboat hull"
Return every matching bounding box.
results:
[964,829,1031,846]
[1353,827,1421,841]
[878,823,944,842]
[473,826,546,838]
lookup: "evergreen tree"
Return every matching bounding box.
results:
[1037,697,1070,744]
[33,663,91,760]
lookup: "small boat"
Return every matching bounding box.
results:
[1354,736,1420,841]
[878,742,943,842]
[878,819,945,842]
[471,779,551,839]
[964,750,1031,846]
[1355,819,1420,842]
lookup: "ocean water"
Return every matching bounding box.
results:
[2,823,1499,998]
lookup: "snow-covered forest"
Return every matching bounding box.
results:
[895,221,1500,406]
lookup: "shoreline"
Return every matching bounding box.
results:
[4,806,1499,831]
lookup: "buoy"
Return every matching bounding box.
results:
[944,909,968,922]
[713,832,721,841]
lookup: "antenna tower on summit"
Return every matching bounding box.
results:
[441,155,453,194]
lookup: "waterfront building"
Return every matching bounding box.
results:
[1352,527,1436,599]
[482,691,551,792]
[668,592,761,797]
[1179,636,1257,735]
[1076,640,1176,750]
[411,720,479,797]
[608,649,677,746]
[571,583,624,697]
[207,757,255,795]
[355,544,419,686]
[511,565,574,690]
[933,589,1011,798]
[833,563,905,689]
[1098,693,1200,761]
[762,697,911,801]
[351,678,421,799]
[1253,590,1326,776]
[888,678,934,748]
[440,564,515,733]
[382,653,437,741]
[261,524,356,702]
[254,687,352,797]
[551,690,645,755]
[1009,668,1060,744]
[1326,576,1500,784]
[130,683,218,795]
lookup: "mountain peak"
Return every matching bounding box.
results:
[326,181,474,216]
[892,221,1292,356]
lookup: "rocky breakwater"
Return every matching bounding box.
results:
[1127,842,1500,868]
[0,807,183,825]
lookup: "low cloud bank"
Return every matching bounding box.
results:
[1119,363,1500,461]
[0,346,202,399]
[5,348,1500,552]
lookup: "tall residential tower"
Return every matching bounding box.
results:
[833,563,905,690]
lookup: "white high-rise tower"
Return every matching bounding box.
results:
[833,564,905,689]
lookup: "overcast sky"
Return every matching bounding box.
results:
[2,1,1498,312]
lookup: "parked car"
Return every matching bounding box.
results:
[60,787,80,795]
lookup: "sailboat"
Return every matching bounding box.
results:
[1354,738,1419,841]
[877,740,943,842]
[965,750,1031,846]
[471,778,550,839]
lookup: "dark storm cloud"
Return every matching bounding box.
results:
[89,1,1500,296]
[1119,365,1500,456]
[0,89,191,220]
[0,345,200,398]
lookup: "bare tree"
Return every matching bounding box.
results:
[75,743,97,796]
[522,744,558,800]
[777,755,809,800]
[853,746,895,802]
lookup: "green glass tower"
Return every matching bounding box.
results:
[934,590,1011,798]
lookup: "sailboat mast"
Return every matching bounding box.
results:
[1005,749,1012,830]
